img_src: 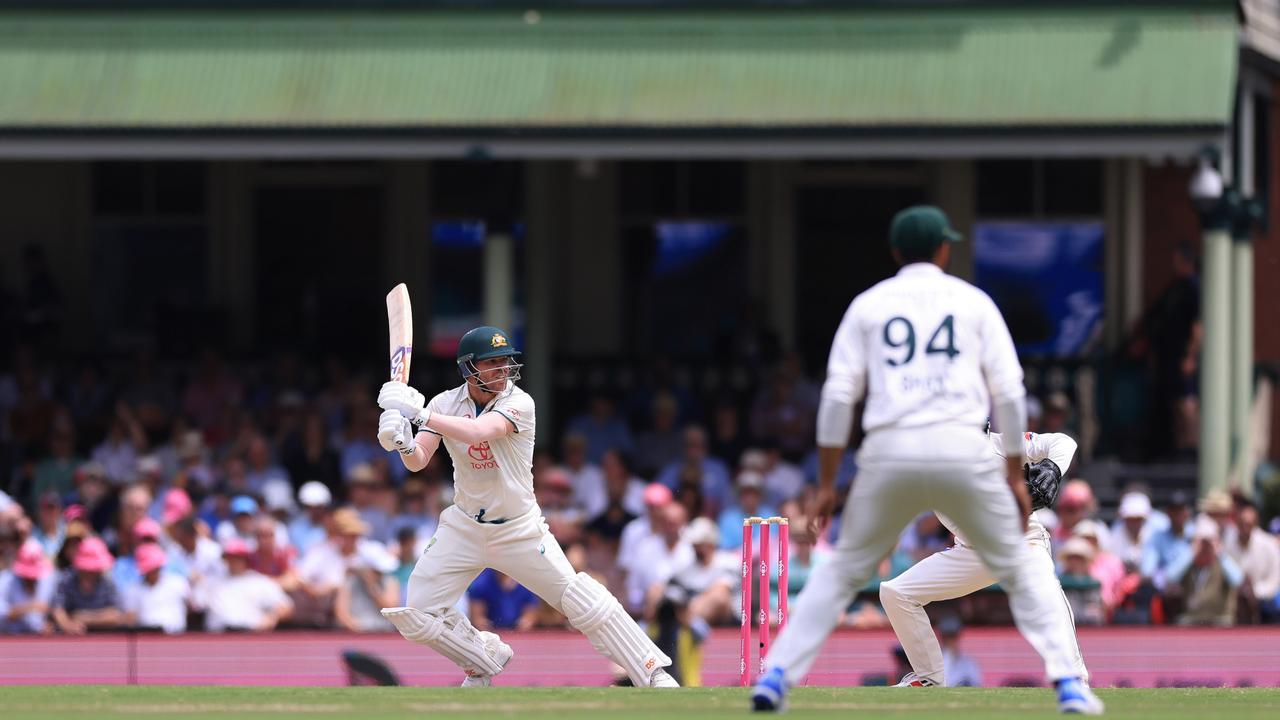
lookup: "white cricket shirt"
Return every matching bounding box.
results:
[423,382,536,522]
[822,263,1025,436]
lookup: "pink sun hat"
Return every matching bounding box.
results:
[133,517,162,542]
[135,543,167,575]
[13,540,52,581]
[161,488,194,525]
[72,536,115,573]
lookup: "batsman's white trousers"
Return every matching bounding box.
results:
[764,426,1081,685]
[879,527,1089,686]
[406,503,576,612]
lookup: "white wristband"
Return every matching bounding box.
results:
[414,407,433,427]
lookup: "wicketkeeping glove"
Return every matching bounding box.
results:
[1024,458,1063,511]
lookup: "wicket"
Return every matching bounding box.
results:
[740,516,789,687]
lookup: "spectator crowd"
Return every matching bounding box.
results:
[2,344,1278,640]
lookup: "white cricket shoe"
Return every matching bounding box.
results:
[892,672,939,687]
[649,668,680,688]
[459,631,514,688]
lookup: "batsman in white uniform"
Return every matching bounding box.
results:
[751,206,1102,715]
[880,429,1090,687]
[375,326,678,688]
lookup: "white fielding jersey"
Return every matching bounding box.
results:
[419,382,536,522]
[938,431,1079,545]
[824,263,1024,435]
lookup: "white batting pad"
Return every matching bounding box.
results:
[560,572,671,686]
[381,606,505,677]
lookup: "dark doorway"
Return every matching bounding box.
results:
[794,184,928,372]
[254,185,385,356]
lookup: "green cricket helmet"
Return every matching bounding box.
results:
[456,326,523,391]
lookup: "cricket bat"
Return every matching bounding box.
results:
[386,283,413,384]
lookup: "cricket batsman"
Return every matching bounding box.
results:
[375,326,679,688]
[750,206,1102,714]
[880,427,1090,687]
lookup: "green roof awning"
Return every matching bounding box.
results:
[0,7,1237,132]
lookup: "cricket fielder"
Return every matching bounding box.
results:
[880,429,1090,687]
[750,206,1102,714]
[376,326,678,688]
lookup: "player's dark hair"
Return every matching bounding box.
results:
[896,244,939,264]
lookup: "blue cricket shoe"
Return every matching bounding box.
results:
[1056,677,1104,715]
[750,667,789,712]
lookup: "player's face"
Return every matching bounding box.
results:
[471,357,512,392]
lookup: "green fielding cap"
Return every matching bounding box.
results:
[889,205,963,254]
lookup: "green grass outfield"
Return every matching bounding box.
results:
[0,685,1277,720]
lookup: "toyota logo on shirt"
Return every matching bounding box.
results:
[467,441,498,470]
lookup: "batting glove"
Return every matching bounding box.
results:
[378,381,426,421]
[377,409,416,455]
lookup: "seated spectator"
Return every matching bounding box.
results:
[655,426,732,515]
[285,415,343,502]
[0,540,55,634]
[468,569,541,631]
[1199,490,1238,545]
[54,519,90,572]
[122,544,190,634]
[708,400,748,472]
[717,471,777,551]
[586,476,639,545]
[249,516,297,591]
[163,516,223,597]
[1225,505,1280,623]
[1168,516,1243,626]
[1050,480,1111,554]
[159,488,194,529]
[1073,520,1128,613]
[392,527,418,606]
[288,481,333,554]
[203,539,293,632]
[538,467,586,548]
[665,518,736,626]
[740,445,805,509]
[635,393,684,479]
[294,508,396,628]
[389,478,439,548]
[617,484,672,579]
[244,434,290,494]
[783,517,829,597]
[215,495,261,548]
[625,503,692,613]
[169,430,216,494]
[557,433,605,519]
[1141,491,1194,591]
[261,478,298,526]
[937,616,982,687]
[566,394,634,464]
[330,512,394,630]
[346,464,392,545]
[51,537,123,635]
[600,449,647,518]
[113,517,166,589]
[750,364,817,461]
[30,492,65,558]
[1058,537,1105,625]
[1112,492,1153,570]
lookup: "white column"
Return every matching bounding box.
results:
[484,232,514,334]
[1200,220,1232,496]
[1232,89,1257,494]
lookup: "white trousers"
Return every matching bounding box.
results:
[407,504,577,613]
[879,528,1089,685]
[764,427,1081,685]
